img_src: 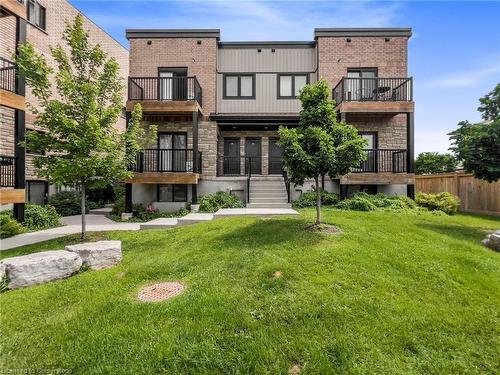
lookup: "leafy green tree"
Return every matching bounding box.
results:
[278,79,366,225]
[16,15,156,239]
[415,152,458,175]
[449,83,500,182]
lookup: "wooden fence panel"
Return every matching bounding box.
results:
[415,173,499,216]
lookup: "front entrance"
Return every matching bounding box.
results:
[245,138,261,175]
[268,138,283,174]
[223,138,240,175]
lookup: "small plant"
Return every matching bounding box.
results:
[415,192,460,215]
[0,214,25,239]
[337,195,378,211]
[198,191,245,213]
[23,204,61,231]
[48,191,89,216]
[293,189,339,208]
[336,192,418,212]
[111,196,126,216]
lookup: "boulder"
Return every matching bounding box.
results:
[482,233,500,252]
[65,240,122,270]
[2,250,82,289]
[0,262,6,281]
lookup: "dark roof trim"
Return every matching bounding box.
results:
[314,28,412,38]
[219,41,315,49]
[126,29,220,40]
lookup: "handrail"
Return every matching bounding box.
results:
[0,155,15,187]
[128,76,203,107]
[282,169,290,203]
[351,148,408,173]
[332,77,412,105]
[132,148,196,173]
[0,57,16,93]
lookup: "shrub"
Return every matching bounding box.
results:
[199,191,245,213]
[0,214,25,239]
[86,184,115,206]
[111,195,125,216]
[48,191,88,216]
[337,195,378,211]
[292,190,339,208]
[415,192,460,215]
[23,204,61,231]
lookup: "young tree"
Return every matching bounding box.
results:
[278,79,366,225]
[449,83,500,182]
[415,152,458,175]
[16,15,155,240]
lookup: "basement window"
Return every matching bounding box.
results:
[158,184,187,202]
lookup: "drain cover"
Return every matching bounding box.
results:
[138,282,185,302]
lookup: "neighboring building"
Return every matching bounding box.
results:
[0,0,129,220]
[124,28,414,211]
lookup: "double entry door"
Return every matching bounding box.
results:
[158,133,188,172]
[346,69,377,101]
[222,138,262,175]
[159,68,188,101]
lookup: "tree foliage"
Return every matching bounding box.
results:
[449,83,500,182]
[415,152,458,175]
[278,79,366,224]
[16,15,156,239]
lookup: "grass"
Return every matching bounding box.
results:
[0,209,499,374]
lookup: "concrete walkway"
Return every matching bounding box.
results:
[1,208,298,251]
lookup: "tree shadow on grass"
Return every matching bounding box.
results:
[416,223,491,243]
[217,216,325,249]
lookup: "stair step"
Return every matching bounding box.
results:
[247,203,292,208]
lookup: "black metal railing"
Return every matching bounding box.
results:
[132,149,201,173]
[128,76,203,107]
[333,77,412,105]
[283,169,291,203]
[0,155,15,187]
[217,155,263,176]
[352,149,407,173]
[0,57,16,93]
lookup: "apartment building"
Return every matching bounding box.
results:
[124,28,414,211]
[0,0,128,220]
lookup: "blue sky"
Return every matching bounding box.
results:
[71,0,500,155]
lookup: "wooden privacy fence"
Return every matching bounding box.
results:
[415,172,500,216]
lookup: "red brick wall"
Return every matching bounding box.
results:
[317,36,409,89]
[129,38,217,115]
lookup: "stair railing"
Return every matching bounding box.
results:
[282,168,291,203]
[246,157,252,204]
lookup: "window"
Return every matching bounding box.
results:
[223,74,255,99]
[346,69,378,101]
[278,74,309,98]
[26,181,47,205]
[158,184,187,202]
[27,0,46,30]
[26,130,45,155]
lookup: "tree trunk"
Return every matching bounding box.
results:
[81,182,86,241]
[315,175,321,225]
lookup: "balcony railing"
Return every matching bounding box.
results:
[0,155,15,187]
[352,149,407,173]
[0,57,16,93]
[333,77,412,105]
[131,149,202,173]
[217,155,263,176]
[128,76,203,107]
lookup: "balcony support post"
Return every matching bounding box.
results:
[340,112,346,123]
[13,17,27,222]
[191,111,199,204]
[339,184,347,200]
[406,111,415,199]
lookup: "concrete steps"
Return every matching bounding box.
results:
[247,178,290,208]
[89,207,113,215]
[176,213,214,227]
[139,218,178,230]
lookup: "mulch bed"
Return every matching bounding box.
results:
[304,223,342,234]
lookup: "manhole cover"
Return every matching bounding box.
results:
[138,282,185,302]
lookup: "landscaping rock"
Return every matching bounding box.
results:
[482,232,500,252]
[2,250,82,289]
[65,240,122,270]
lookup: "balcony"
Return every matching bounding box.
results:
[0,57,25,110]
[332,77,414,113]
[0,155,15,187]
[125,149,202,185]
[126,76,203,114]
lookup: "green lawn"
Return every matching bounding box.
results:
[1,209,499,374]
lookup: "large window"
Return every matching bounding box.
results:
[27,0,46,30]
[158,184,188,202]
[223,74,255,99]
[278,74,309,99]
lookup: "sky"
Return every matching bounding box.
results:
[71,0,500,155]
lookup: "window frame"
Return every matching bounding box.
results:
[157,184,188,202]
[223,74,256,100]
[346,68,378,78]
[277,73,310,99]
[27,0,46,31]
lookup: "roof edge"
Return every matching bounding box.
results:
[126,29,221,40]
[314,28,412,38]
[218,41,315,48]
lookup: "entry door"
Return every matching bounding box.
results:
[360,132,377,172]
[158,133,187,171]
[347,69,377,101]
[268,138,283,174]
[245,138,261,175]
[159,69,187,100]
[223,138,240,175]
